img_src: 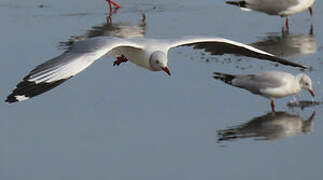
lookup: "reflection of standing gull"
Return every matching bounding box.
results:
[250,27,316,58]
[60,14,146,48]
[217,111,315,141]
[6,36,304,103]
[226,0,315,30]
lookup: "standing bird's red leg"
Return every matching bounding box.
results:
[309,7,313,16]
[308,8,313,35]
[285,17,289,31]
[106,0,112,12]
[270,98,275,112]
[105,0,120,23]
[106,0,120,12]
[110,0,120,8]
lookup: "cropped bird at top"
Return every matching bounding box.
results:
[6,36,306,103]
[213,71,315,112]
[226,0,315,30]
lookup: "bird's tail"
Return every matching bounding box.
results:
[213,72,236,85]
[226,1,247,8]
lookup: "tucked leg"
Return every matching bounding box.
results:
[113,55,128,66]
[270,98,275,112]
[309,7,313,16]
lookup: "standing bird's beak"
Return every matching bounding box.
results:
[308,89,315,97]
[161,67,171,76]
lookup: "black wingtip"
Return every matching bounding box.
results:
[268,55,308,69]
[213,72,235,85]
[226,1,247,7]
[5,77,71,103]
[5,95,18,103]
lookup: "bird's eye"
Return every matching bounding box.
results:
[305,82,309,86]
[155,60,159,64]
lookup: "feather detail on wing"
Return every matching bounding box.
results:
[6,37,143,103]
[213,71,285,95]
[168,36,307,68]
[232,74,284,94]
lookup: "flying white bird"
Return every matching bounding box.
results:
[213,71,314,111]
[226,0,315,30]
[6,36,306,103]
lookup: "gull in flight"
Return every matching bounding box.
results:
[226,0,315,30]
[213,71,314,111]
[6,36,307,103]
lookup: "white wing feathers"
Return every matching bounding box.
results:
[168,36,307,68]
[30,37,143,83]
[168,36,272,56]
[6,37,143,103]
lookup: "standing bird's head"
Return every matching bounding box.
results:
[297,73,314,97]
[149,51,170,76]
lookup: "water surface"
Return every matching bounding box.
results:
[1,0,323,179]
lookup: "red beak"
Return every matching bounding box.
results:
[161,67,171,76]
[308,89,315,97]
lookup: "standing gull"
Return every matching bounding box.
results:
[226,0,315,30]
[213,71,314,111]
[6,36,306,103]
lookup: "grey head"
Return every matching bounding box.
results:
[149,51,171,76]
[296,73,314,97]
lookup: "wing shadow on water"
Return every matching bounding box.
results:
[217,111,315,142]
[59,14,146,49]
[250,25,316,58]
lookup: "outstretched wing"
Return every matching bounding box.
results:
[168,36,307,68]
[6,37,143,103]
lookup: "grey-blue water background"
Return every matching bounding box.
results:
[1,0,323,179]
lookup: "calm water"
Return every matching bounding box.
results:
[1,0,323,179]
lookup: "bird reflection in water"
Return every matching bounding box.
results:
[287,100,323,110]
[106,8,120,24]
[60,13,146,49]
[250,25,316,58]
[217,111,315,142]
